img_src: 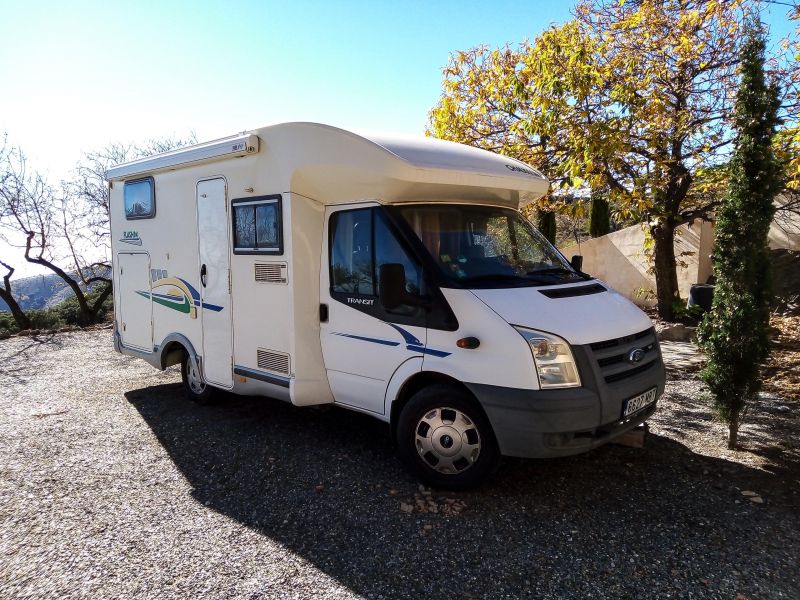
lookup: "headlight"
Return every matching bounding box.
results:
[513,326,581,389]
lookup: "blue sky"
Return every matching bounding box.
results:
[0,0,795,276]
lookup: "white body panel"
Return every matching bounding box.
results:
[471,284,653,346]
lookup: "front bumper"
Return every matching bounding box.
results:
[466,332,666,458]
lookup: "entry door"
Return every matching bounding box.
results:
[197,178,233,388]
[117,252,152,351]
[320,206,426,415]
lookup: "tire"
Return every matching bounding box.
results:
[181,352,217,405]
[396,384,500,490]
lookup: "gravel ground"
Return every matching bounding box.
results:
[1,330,798,599]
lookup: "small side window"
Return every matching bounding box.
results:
[232,195,283,254]
[124,177,155,219]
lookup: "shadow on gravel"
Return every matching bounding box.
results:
[126,384,799,599]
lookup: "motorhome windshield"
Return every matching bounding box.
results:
[397,204,588,288]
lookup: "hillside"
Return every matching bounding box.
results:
[0,267,110,311]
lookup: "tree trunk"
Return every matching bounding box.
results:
[589,191,611,237]
[0,261,31,330]
[728,414,739,450]
[651,223,680,321]
[0,289,31,330]
[88,282,113,323]
[537,210,557,245]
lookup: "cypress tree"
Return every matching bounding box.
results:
[589,189,611,237]
[537,210,557,244]
[698,26,782,449]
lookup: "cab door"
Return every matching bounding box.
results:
[320,205,426,415]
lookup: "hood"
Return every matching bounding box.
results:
[470,281,653,346]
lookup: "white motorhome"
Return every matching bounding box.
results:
[108,122,665,488]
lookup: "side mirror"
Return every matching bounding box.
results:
[379,263,407,310]
[570,255,584,271]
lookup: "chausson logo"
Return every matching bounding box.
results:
[505,164,538,177]
[120,231,142,246]
[347,297,375,306]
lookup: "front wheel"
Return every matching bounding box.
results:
[181,353,216,405]
[396,384,499,490]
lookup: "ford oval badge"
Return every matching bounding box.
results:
[628,348,645,364]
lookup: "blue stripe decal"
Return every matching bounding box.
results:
[193,299,224,312]
[386,323,423,346]
[332,327,451,357]
[333,333,401,347]
[413,346,452,358]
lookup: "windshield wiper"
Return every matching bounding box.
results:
[527,267,589,279]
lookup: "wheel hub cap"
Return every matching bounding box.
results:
[187,361,205,394]
[414,407,481,475]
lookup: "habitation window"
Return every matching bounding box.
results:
[124,177,155,219]
[232,195,283,254]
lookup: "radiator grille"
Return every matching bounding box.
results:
[254,262,288,284]
[256,348,290,375]
[588,328,659,384]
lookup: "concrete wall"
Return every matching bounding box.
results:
[560,196,800,307]
[769,196,800,251]
[559,220,714,307]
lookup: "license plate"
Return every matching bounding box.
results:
[622,387,658,418]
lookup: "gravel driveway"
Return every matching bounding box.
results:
[1,330,798,599]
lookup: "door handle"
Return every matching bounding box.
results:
[200,264,207,287]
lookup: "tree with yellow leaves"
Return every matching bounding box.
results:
[430,0,765,320]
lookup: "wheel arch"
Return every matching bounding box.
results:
[157,333,200,372]
[389,370,485,443]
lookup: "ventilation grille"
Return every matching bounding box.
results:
[257,348,290,375]
[255,262,288,284]
[539,283,606,299]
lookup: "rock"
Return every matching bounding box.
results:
[611,424,648,448]
[749,496,764,504]
[400,502,414,513]
[741,490,757,497]
[776,405,790,414]
[657,324,697,342]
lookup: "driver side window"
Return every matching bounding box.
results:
[329,208,423,309]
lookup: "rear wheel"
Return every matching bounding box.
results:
[181,352,216,405]
[396,384,499,490]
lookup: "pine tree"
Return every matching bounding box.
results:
[698,25,783,449]
[589,190,611,238]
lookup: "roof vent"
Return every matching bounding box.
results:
[255,262,288,284]
[257,348,290,375]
